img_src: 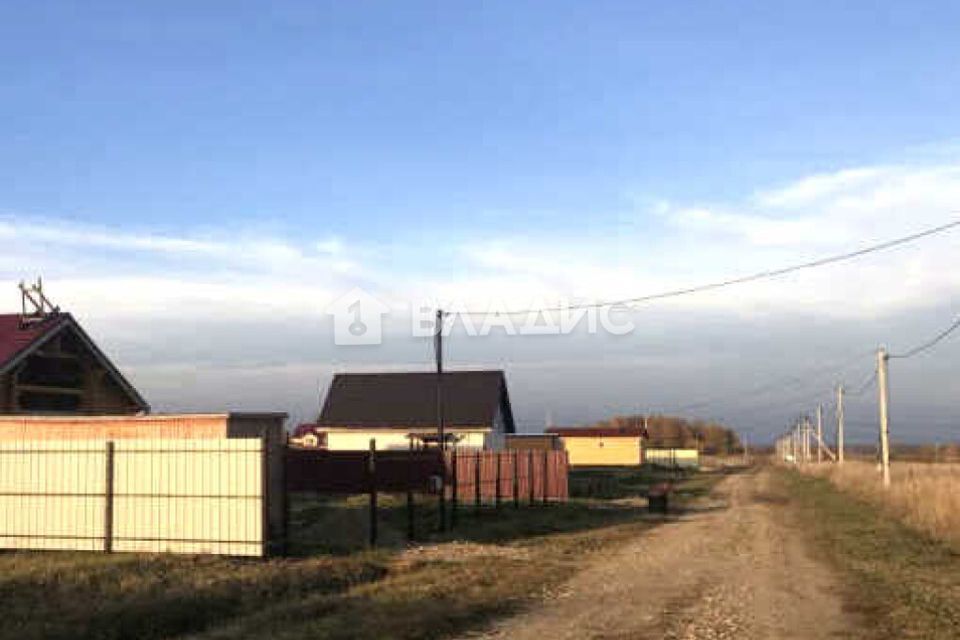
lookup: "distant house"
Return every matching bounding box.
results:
[547,426,647,467]
[505,433,563,452]
[0,285,148,414]
[289,423,327,449]
[315,370,516,450]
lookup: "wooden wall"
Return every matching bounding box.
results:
[0,326,142,415]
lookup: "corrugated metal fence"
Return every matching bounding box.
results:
[449,450,569,505]
[0,438,273,557]
[285,448,444,493]
[285,448,569,502]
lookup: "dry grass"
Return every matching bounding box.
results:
[779,469,960,639]
[802,461,960,548]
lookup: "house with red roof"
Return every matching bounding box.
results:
[0,281,148,414]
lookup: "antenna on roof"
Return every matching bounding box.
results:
[19,277,60,326]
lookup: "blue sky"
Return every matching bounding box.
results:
[1,2,959,441]
[3,2,959,237]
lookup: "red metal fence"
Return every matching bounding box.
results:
[448,450,568,504]
[284,448,569,502]
[285,448,443,493]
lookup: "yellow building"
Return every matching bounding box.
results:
[310,370,515,451]
[547,427,645,466]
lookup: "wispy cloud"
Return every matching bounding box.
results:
[449,161,960,317]
[1,159,958,427]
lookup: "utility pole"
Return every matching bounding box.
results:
[877,347,891,488]
[836,384,845,465]
[794,422,801,464]
[816,404,823,464]
[435,309,445,450]
[435,309,447,529]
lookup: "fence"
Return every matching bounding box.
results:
[285,448,444,493]
[285,446,569,546]
[0,438,281,557]
[644,448,700,469]
[285,447,568,502]
[449,449,569,506]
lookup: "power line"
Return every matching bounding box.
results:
[889,314,960,359]
[460,219,960,315]
[661,349,872,417]
[847,370,878,396]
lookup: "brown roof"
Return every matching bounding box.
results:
[319,371,515,432]
[547,426,648,438]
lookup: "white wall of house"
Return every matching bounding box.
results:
[322,428,491,451]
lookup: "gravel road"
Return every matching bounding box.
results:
[461,468,859,640]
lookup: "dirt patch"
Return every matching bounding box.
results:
[458,469,861,639]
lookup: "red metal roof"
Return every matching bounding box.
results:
[0,313,70,371]
[291,423,320,438]
[547,426,649,439]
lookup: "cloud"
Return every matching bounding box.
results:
[448,162,960,318]
[7,161,958,324]
[1,158,958,435]
[753,167,889,208]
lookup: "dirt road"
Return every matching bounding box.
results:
[463,468,859,640]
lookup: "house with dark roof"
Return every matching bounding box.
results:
[0,282,148,414]
[315,370,515,450]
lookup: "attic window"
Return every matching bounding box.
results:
[18,390,81,412]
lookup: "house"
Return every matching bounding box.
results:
[547,426,647,466]
[505,433,563,451]
[315,370,515,450]
[0,282,148,414]
[289,422,327,448]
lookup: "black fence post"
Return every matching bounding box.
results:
[407,439,415,542]
[278,435,290,557]
[495,453,502,508]
[513,451,520,509]
[104,441,115,553]
[368,439,378,547]
[528,450,535,506]
[437,449,446,533]
[450,449,459,529]
[474,449,482,514]
[261,431,271,557]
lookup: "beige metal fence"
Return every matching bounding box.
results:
[0,438,271,556]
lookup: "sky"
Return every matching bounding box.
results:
[1,2,959,443]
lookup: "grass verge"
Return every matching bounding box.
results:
[778,468,960,639]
